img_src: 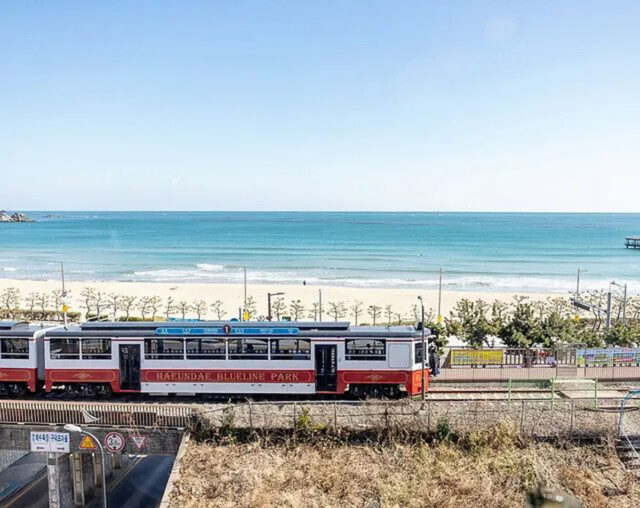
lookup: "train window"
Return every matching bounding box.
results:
[50,338,80,359]
[228,338,268,360]
[186,338,225,360]
[345,339,386,361]
[0,338,29,359]
[144,338,184,360]
[82,339,112,360]
[414,342,423,364]
[270,339,311,360]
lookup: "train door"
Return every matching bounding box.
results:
[119,344,141,391]
[315,345,337,392]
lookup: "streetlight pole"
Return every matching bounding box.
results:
[60,262,68,328]
[576,269,587,299]
[606,289,612,330]
[63,424,107,508]
[623,283,628,328]
[243,267,247,321]
[267,292,284,322]
[418,296,426,402]
[318,289,323,322]
[437,268,443,323]
[611,281,628,329]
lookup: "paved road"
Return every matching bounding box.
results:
[88,455,174,508]
[0,472,48,508]
[1,454,174,508]
[0,452,48,508]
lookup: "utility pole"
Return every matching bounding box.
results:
[605,290,612,330]
[623,283,628,328]
[318,289,323,322]
[267,292,284,322]
[576,268,587,299]
[243,267,247,321]
[611,281,629,329]
[437,268,443,323]
[418,296,426,403]
[60,262,68,328]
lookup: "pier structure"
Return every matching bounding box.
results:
[625,237,640,249]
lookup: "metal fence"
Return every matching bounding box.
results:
[198,397,640,439]
[0,400,194,428]
[438,346,640,382]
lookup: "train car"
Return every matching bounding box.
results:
[42,321,431,398]
[0,321,49,396]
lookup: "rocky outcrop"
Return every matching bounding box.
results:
[0,211,34,222]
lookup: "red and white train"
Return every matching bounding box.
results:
[0,320,431,398]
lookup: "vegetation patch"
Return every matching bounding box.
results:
[172,421,639,508]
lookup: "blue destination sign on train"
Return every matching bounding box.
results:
[156,327,300,336]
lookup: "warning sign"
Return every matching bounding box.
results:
[130,435,147,450]
[104,432,125,453]
[79,435,96,450]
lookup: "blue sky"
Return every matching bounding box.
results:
[1,1,639,212]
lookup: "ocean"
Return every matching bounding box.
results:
[1,212,639,293]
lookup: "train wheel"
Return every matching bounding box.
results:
[97,384,112,398]
[8,383,27,398]
[80,384,98,398]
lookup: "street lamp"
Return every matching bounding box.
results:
[437,268,443,324]
[417,296,426,402]
[318,289,323,322]
[611,281,628,328]
[64,424,107,508]
[267,292,284,322]
[576,268,587,299]
[243,267,247,321]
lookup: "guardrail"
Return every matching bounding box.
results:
[0,400,194,428]
[443,346,640,369]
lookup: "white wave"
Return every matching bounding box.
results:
[196,263,225,272]
[2,267,17,272]
[127,264,640,294]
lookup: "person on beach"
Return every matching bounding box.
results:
[428,345,440,377]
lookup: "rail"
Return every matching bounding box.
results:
[0,399,194,428]
[619,390,640,464]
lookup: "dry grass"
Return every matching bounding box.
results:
[169,422,639,508]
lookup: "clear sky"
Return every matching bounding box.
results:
[1,1,639,212]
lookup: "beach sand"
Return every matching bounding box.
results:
[0,278,559,322]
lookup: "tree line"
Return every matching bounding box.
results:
[2,286,639,348]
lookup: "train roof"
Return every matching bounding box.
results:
[45,320,426,338]
[0,321,48,336]
[0,321,29,330]
[79,320,351,332]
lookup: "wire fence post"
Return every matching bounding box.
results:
[551,378,556,409]
[594,378,599,410]
[248,400,253,430]
[427,400,431,431]
[570,400,575,438]
[508,377,512,407]
[293,402,297,431]
[474,400,479,427]
[520,400,525,433]
[333,402,338,432]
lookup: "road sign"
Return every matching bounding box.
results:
[79,435,96,450]
[30,432,70,453]
[104,432,125,453]
[61,304,69,313]
[130,435,147,450]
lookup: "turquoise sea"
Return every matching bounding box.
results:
[1,212,639,293]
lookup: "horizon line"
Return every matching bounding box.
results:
[7,209,640,215]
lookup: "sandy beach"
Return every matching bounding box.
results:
[0,278,558,322]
